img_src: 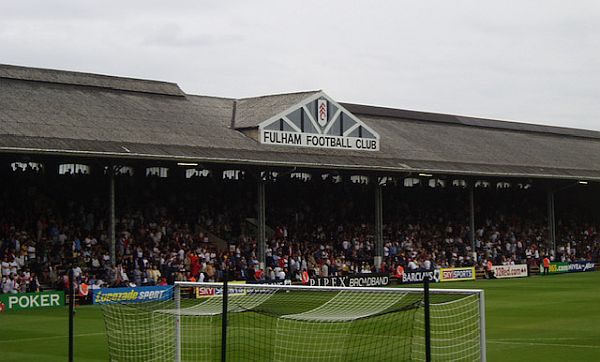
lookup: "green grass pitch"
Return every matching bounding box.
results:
[0,272,599,361]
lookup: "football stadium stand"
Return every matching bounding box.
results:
[1,63,599,293]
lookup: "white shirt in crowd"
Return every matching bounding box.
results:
[9,260,18,275]
[277,270,285,280]
[423,259,432,270]
[2,277,18,294]
[321,264,329,277]
[28,245,36,260]
[1,261,10,277]
[274,267,285,280]
[342,240,349,250]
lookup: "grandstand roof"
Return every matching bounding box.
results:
[1,63,599,180]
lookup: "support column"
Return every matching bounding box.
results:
[547,189,556,256]
[374,182,384,271]
[109,170,116,265]
[68,268,74,362]
[424,276,431,362]
[257,180,266,275]
[469,186,476,260]
[174,284,181,362]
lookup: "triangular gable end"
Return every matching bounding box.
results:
[257,92,380,151]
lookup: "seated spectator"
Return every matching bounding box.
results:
[2,274,19,294]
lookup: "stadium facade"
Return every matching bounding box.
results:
[1,63,598,270]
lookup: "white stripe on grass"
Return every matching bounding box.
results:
[489,340,600,349]
[492,337,596,341]
[0,332,105,343]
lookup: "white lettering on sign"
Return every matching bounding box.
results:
[308,274,390,287]
[8,296,18,308]
[261,130,379,151]
[8,294,61,309]
[139,290,165,300]
[317,99,328,127]
[440,267,476,282]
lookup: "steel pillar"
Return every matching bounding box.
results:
[374,183,384,270]
[257,180,266,274]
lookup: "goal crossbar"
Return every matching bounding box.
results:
[175,281,484,295]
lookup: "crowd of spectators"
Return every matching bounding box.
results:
[1,169,599,294]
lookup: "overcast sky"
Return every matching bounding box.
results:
[2,1,600,130]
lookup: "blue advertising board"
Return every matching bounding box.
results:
[92,286,173,305]
[568,261,595,273]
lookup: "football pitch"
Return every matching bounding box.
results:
[0,272,599,361]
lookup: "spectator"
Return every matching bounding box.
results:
[2,274,18,294]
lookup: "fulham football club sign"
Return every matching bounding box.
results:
[258,92,380,151]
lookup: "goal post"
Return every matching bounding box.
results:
[101,282,486,361]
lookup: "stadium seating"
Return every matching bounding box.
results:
[1,165,599,295]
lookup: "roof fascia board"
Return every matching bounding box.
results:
[1,146,598,181]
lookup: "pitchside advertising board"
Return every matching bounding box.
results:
[196,281,247,298]
[440,267,476,282]
[491,264,528,279]
[548,261,595,274]
[306,273,390,287]
[398,269,440,284]
[398,268,475,284]
[0,291,64,312]
[92,286,172,305]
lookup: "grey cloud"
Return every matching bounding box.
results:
[141,24,243,48]
[2,0,600,130]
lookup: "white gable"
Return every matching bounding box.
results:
[258,92,380,151]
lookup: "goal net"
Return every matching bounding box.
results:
[100,282,485,361]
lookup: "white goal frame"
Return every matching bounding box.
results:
[173,281,486,362]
